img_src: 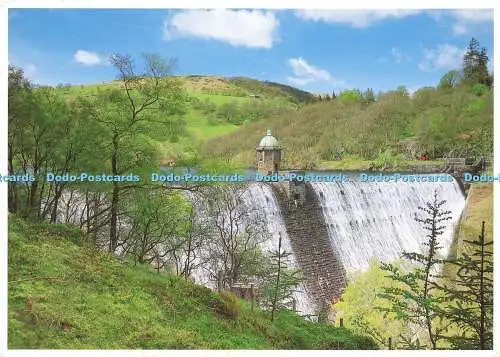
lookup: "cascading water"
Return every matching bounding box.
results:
[189,183,317,316]
[310,178,466,274]
[241,183,317,316]
[42,174,467,320]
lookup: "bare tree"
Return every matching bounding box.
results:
[200,184,269,288]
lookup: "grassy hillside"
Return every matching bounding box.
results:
[455,183,493,254]
[53,75,316,166]
[202,86,493,169]
[8,216,377,349]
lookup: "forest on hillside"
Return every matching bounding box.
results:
[204,38,493,170]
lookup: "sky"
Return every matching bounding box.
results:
[8,8,494,94]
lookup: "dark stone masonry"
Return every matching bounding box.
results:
[271,181,347,311]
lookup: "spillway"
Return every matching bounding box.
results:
[44,176,467,319]
[191,177,466,318]
[309,179,466,274]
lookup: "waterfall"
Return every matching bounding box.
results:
[42,175,467,319]
[310,179,466,274]
[189,183,317,316]
[241,183,317,316]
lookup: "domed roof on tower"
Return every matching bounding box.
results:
[257,129,280,149]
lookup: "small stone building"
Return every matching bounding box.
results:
[256,129,282,175]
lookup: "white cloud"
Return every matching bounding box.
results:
[74,50,105,66]
[443,9,493,35]
[286,57,344,87]
[418,44,465,72]
[452,9,493,23]
[295,9,421,28]
[163,9,279,48]
[23,64,37,79]
[391,47,408,64]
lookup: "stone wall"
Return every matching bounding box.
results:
[271,182,347,312]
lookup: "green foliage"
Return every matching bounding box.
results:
[204,83,492,167]
[334,260,409,348]
[462,38,491,87]
[371,149,405,169]
[339,89,362,102]
[438,221,493,349]
[438,70,462,89]
[216,290,243,319]
[471,83,488,96]
[378,192,452,349]
[8,215,377,349]
[260,234,303,320]
[229,77,316,104]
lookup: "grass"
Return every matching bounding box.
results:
[8,216,377,349]
[456,182,493,251]
[55,76,306,166]
[442,182,493,279]
[317,157,445,171]
[183,109,240,140]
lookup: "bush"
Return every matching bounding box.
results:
[471,83,488,96]
[371,149,405,170]
[214,290,242,319]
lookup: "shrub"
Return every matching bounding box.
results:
[471,83,488,96]
[213,290,242,319]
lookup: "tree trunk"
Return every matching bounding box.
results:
[50,185,63,223]
[109,133,119,253]
[271,233,282,322]
[7,143,17,213]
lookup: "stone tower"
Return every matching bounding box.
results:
[256,129,282,175]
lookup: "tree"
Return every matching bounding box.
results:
[261,232,302,321]
[331,90,337,99]
[8,65,32,214]
[123,189,189,265]
[334,260,418,349]
[438,221,493,349]
[378,191,452,349]
[175,193,211,278]
[462,38,490,87]
[8,71,84,219]
[438,70,462,89]
[339,90,361,102]
[82,53,188,253]
[201,184,269,288]
[364,88,376,103]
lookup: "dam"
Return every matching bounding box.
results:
[43,129,468,319]
[189,130,467,317]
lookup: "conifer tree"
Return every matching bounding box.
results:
[364,88,375,103]
[262,233,302,321]
[378,191,452,349]
[439,221,493,349]
[462,38,490,86]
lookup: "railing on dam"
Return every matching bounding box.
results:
[405,156,491,174]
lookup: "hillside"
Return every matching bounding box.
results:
[8,216,377,349]
[202,85,493,169]
[52,75,316,166]
[180,75,316,104]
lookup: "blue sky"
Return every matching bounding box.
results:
[8,9,493,94]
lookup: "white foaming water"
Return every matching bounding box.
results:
[189,183,317,316]
[310,179,466,274]
[242,183,317,316]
